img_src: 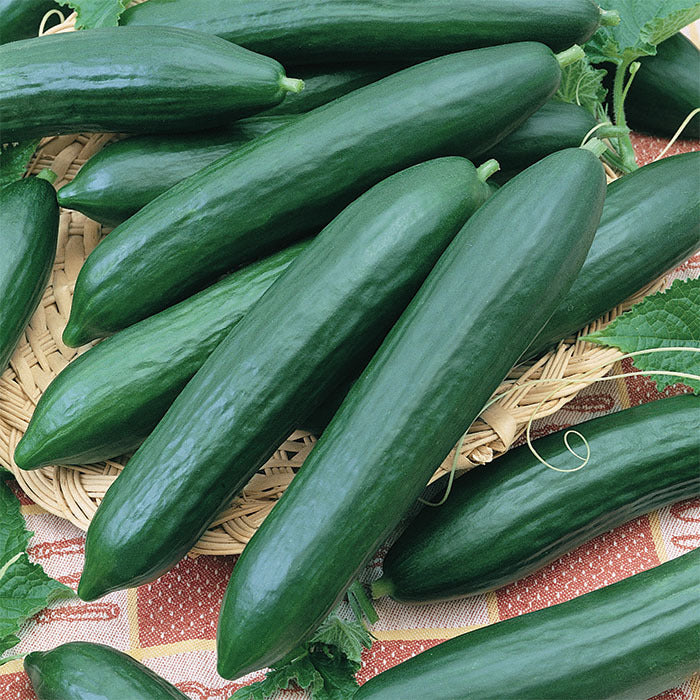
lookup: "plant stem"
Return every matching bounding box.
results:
[556,45,585,68]
[477,159,500,182]
[612,60,639,173]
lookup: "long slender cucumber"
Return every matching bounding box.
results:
[215,147,606,679]
[375,395,700,603]
[356,550,700,700]
[14,242,309,469]
[77,157,494,602]
[63,42,566,347]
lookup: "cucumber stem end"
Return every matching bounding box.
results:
[281,77,305,94]
[477,159,500,182]
[599,9,620,26]
[35,168,58,185]
[555,45,585,69]
[371,577,395,600]
[581,137,607,159]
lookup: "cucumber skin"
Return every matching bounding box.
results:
[356,550,700,700]
[379,395,700,603]
[14,242,309,470]
[25,642,189,700]
[121,0,602,61]
[63,42,563,347]
[77,158,493,602]
[0,0,57,44]
[216,148,606,679]
[0,177,59,373]
[0,26,292,141]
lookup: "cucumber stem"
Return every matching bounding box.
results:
[280,76,305,94]
[555,45,584,69]
[476,159,500,182]
[35,168,57,184]
[599,9,620,26]
[581,137,607,159]
[596,124,629,139]
[371,577,395,600]
[611,60,639,173]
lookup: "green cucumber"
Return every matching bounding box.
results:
[216,147,606,679]
[25,642,189,699]
[375,395,700,603]
[63,42,566,347]
[57,116,297,227]
[356,550,700,700]
[0,26,302,141]
[14,242,309,470]
[77,157,494,602]
[0,171,59,373]
[121,0,605,61]
[0,0,58,44]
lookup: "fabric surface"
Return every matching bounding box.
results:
[1,134,699,699]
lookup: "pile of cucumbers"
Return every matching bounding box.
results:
[1,0,699,697]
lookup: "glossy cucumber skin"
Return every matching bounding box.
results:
[526,151,700,359]
[121,0,602,61]
[25,642,189,699]
[216,148,606,679]
[378,395,700,603]
[77,158,493,602]
[57,116,297,226]
[63,42,563,346]
[0,0,57,44]
[356,550,700,700]
[14,243,308,470]
[625,33,700,139]
[0,26,293,141]
[0,177,59,373]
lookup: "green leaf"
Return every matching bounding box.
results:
[0,140,40,189]
[583,278,700,393]
[309,616,373,670]
[586,1,700,64]
[0,479,32,570]
[58,0,127,29]
[554,56,609,116]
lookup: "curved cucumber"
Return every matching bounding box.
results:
[77,157,494,602]
[216,148,606,679]
[25,642,189,699]
[0,173,59,373]
[376,395,700,603]
[0,0,58,44]
[122,0,603,61]
[0,26,301,141]
[57,116,297,227]
[14,242,309,470]
[64,42,564,347]
[356,550,700,700]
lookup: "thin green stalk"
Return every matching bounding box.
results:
[611,60,639,173]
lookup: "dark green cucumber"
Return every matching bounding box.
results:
[0,26,302,141]
[57,116,297,226]
[14,242,309,469]
[77,157,494,602]
[0,0,58,44]
[63,42,565,347]
[216,148,606,679]
[625,32,700,139]
[356,550,700,700]
[0,172,59,373]
[122,0,605,61]
[25,641,189,699]
[376,395,700,603]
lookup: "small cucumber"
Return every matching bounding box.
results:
[356,550,700,700]
[215,148,606,679]
[25,641,189,699]
[14,242,309,469]
[0,26,302,141]
[0,0,58,44]
[376,395,700,603]
[0,172,59,373]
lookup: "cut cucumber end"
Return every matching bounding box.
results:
[371,576,395,600]
[555,45,585,69]
[35,168,58,185]
[280,76,305,94]
[599,9,620,26]
[581,137,607,159]
[477,159,500,182]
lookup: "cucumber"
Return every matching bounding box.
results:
[77,157,494,602]
[0,172,59,373]
[14,242,309,470]
[375,395,700,603]
[356,550,700,700]
[57,116,297,227]
[121,0,605,61]
[25,641,189,699]
[0,26,303,141]
[63,42,566,347]
[0,0,57,44]
[215,147,606,679]
[625,32,700,139]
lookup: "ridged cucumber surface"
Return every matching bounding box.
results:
[63,42,564,346]
[215,148,606,679]
[77,158,494,602]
